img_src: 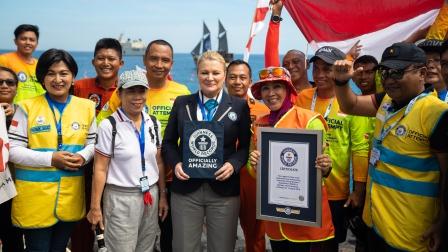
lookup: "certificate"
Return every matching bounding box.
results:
[257,127,322,227]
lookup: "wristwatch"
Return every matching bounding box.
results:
[271,15,283,23]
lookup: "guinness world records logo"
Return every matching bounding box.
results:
[188,129,218,157]
[280,147,298,167]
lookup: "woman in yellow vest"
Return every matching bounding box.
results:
[8,49,96,251]
[248,67,335,251]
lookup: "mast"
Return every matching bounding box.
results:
[218,20,228,53]
[191,39,202,64]
[202,22,212,52]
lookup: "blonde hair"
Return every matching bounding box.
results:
[197,51,226,71]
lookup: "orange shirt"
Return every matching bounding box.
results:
[74,78,116,115]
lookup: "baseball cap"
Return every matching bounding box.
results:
[118,70,148,89]
[309,46,345,65]
[379,42,426,70]
[251,67,297,100]
[416,39,443,53]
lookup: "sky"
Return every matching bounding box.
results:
[0,0,308,55]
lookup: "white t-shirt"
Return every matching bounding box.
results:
[95,109,161,188]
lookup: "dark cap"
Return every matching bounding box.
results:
[416,39,443,53]
[379,42,426,70]
[309,46,345,65]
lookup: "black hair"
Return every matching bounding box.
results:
[94,38,123,59]
[354,55,378,67]
[36,49,78,84]
[226,59,252,79]
[14,24,39,40]
[441,40,448,56]
[144,39,173,59]
[0,66,19,84]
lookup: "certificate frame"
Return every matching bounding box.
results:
[256,127,322,227]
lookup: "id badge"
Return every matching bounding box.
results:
[370,147,380,166]
[139,176,150,192]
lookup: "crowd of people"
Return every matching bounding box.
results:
[1,1,448,251]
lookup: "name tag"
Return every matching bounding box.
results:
[140,176,150,192]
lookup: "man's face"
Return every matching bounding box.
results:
[381,65,425,104]
[425,51,442,86]
[282,51,306,84]
[226,64,251,98]
[144,44,173,81]
[14,31,38,56]
[312,59,334,90]
[353,62,377,94]
[92,49,123,81]
[440,50,448,87]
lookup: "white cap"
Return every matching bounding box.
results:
[118,70,148,89]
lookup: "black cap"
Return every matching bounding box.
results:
[379,42,426,70]
[309,46,345,65]
[416,39,443,53]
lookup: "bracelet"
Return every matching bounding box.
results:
[160,188,168,194]
[334,79,349,86]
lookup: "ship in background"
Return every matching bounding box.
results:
[191,20,234,65]
[119,34,145,56]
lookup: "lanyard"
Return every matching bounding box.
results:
[377,92,429,143]
[311,89,334,119]
[197,93,218,121]
[46,95,69,151]
[134,114,146,174]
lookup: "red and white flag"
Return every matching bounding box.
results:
[244,0,270,62]
[284,0,444,59]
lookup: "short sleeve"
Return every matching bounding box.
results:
[95,118,113,157]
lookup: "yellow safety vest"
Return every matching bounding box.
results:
[12,95,95,228]
[364,93,448,251]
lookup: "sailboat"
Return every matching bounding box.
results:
[191,20,234,65]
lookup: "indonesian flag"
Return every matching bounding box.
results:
[284,0,444,59]
[244,0,270,62]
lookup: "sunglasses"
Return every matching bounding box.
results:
[0,79,17,87]
[380,67,423,81]
[258,67,290,80]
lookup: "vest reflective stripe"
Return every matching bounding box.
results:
[15,169,83,182]
[375,144,439,172]
[369,165,438,197]
[253,106,334,242]
[366,93,447,251]
[12,95,94,228]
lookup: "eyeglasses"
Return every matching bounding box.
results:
[258,67,290,80]
[0,79,17,87]
[380,67,423,81]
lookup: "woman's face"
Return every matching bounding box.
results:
[0,70,18,104]
[260,81,287,111]
[43,61,73,102]
[119,86,148,116]
[198,59,225,98]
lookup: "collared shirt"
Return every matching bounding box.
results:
[95,109,161,188]
[196,89,224,121]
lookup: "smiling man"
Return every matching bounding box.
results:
[0,24,44,102]
[353,55,378,96]
[333,42,448,251]
[417,39,446,101]
[225,59,269,252]
[74,38,123,114]
[71,38,123,252]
